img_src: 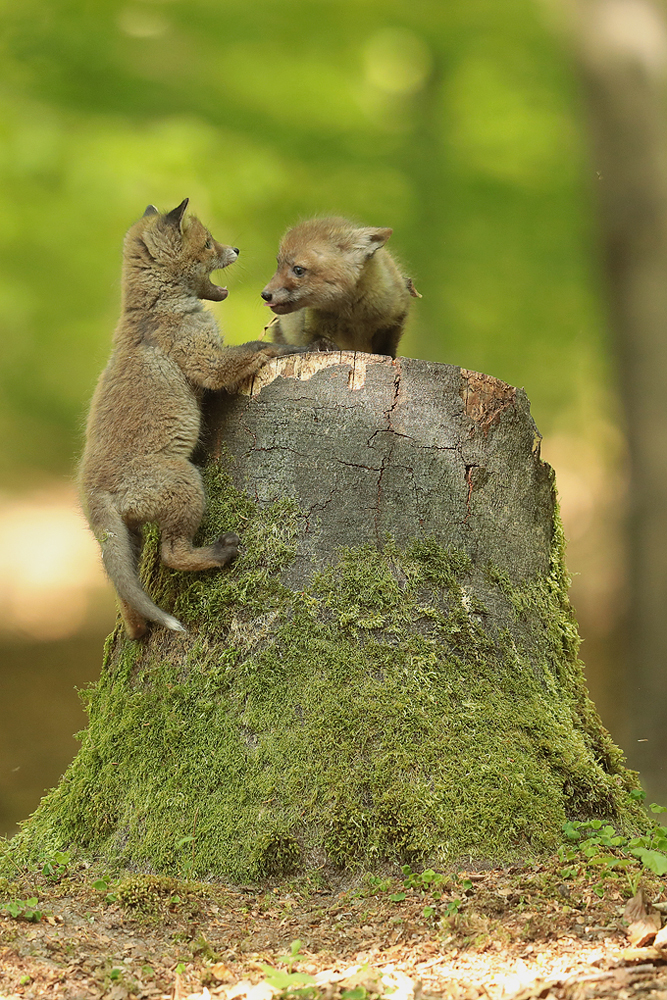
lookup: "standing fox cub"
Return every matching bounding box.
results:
[79,199,306,640]
[261,217,420,358]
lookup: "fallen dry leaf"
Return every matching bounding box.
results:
[107,985,130,1000]
[627,918,661,948]
[616,947,663,963]
[654,925,667,952]
[210,963,233,982]
[624,890,662,947]
[225,979,260,1000]
[624,889,649,923]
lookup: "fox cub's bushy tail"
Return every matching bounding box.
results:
[91,495,185,633]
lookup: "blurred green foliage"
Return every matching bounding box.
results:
[0,0,607,485]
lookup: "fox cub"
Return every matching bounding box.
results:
[261,216,420,358]
[79,199,306,640]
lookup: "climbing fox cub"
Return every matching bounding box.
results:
[79,199,305,640]
[261,216,420,358]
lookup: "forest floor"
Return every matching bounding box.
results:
[1,857,667,1000]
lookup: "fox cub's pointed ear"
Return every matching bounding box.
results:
[353,226,393,258]
[164,198,190,232]
[143,205,159,217]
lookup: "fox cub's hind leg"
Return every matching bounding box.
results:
[161,529,240,573]
[154,460,240,573]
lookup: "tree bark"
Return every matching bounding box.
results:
[573,0,667,800]
[11,354,643,880]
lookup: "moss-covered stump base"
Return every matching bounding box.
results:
[8,356,644,880]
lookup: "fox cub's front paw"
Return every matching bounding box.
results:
[266,343,311,357]
[308,336,338,352]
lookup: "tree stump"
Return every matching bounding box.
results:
[12,354,644,880]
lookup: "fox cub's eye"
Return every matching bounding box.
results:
[292,265,306,277]
[204,237,213,249]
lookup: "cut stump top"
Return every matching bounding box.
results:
[206,352,554,590]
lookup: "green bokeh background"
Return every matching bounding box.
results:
[0,0,609,488]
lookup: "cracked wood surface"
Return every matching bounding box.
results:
[205,353,554,590]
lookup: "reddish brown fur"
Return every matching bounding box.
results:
[261,217,419,357]
[79,200,306,639]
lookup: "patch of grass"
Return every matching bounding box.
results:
[115,873,178,917]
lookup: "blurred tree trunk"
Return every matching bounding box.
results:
[8,355,643,880]
[574,0,667,799]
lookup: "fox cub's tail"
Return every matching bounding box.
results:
[91,495,186,636]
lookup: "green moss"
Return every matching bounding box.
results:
[115,873,177,916]
[3,467,646,881]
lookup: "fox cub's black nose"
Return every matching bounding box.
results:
[261,290,272,302]
[232,247,240,255]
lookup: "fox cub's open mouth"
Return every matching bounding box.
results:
[205,247,239,302]
[267,300,296,315]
